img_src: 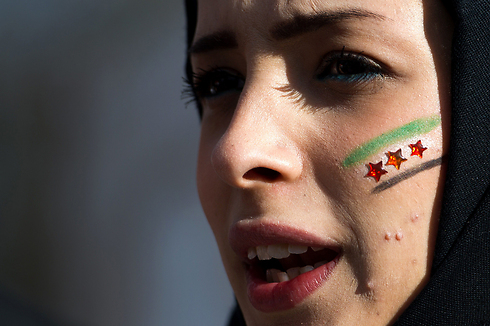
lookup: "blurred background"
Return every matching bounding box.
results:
[0,0,233,325]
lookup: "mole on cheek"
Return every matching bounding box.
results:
[385,233,392,240]
[396,232,403,241]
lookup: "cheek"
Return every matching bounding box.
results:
[339,136,444,262]
[376,169,442,261]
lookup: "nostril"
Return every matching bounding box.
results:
[243,167,281,182]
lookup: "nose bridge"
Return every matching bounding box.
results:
[211,75,303,187]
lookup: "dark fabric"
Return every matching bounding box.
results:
[228,300,247,326]
[394,0,490,324]
[184,0,490,324]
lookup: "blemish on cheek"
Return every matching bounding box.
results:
[395,232,403,241]
[411,214,420,222]
[367,280,375,290]
[384,231,403,241]
[359,280,376,300]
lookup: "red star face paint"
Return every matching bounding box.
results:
[341,116,444,189]
[409,140,428,158]
[385,149,407,170]
[365,161,388,182]
[342,115,440,168]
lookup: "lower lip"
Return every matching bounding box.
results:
[246,255,340,312]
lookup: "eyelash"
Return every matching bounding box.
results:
[316,47,384,84]
[182,68,245,103]
[183,47,385,105]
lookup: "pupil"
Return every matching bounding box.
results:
[209,80,219,95]
[337,60,364,75]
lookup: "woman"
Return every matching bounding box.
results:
[184,0,490,325]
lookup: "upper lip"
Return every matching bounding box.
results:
[229,220,342,262]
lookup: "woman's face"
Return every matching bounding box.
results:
[191,0,452,325]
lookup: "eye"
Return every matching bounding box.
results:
[192,68,245,100]
[316,49,383,84]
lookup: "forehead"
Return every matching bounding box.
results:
[194,0,422,42]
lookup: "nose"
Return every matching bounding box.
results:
[210,84,303,188]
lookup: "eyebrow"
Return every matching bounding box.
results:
[188,30,238,54]
[270,9,387,41]
[189,9,386,55]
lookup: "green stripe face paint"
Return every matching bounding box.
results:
[342,115,441,168]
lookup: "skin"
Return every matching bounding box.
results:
[191,0,452,325]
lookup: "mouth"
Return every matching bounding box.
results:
[229,223,341,313]
[247,244,339,283]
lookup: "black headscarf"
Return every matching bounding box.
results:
[184,0,490,324]
[394,0,490,324]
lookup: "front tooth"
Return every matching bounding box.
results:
[286,267,301,279]
[266,269,275,283]
[300,265,314,274]
[256,245,272,260]
[311,247,323,252]
[267,268,282,282]
[288,244,308,254]
[267,244,290,259]
[277,272,289,282]
[247,247,257,260]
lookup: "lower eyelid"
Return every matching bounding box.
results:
[316,73,381,87]
[321,72,379,81]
